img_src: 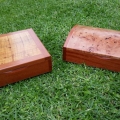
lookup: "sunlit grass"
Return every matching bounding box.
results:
[0,0,120,119]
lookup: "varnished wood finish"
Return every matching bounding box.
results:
[0,29,52,87]
[63,25,120,72]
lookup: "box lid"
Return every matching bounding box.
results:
[0,28,51,72]
[64,25,120,59]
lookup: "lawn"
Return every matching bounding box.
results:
[0,0,120,119]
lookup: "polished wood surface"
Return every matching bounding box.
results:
[0,29,52,87]
[63,25,120,72]
[0,31,41,65]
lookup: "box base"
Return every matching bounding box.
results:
[0,58,52,87]
[63,48,120,72]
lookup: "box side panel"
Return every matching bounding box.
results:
[48,57,52,72]
[64,48,120,72]
[63,47,67,61]
[0,57,52,87]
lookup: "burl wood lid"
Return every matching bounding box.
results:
[0,29,50,71]
[65,25,120,59]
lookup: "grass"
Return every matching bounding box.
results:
[0,0,120,119]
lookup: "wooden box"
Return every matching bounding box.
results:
[63,25,120,72]
[0,29,52,87]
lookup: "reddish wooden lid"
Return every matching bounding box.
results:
[64,25,120,59]
[0,29,50,72]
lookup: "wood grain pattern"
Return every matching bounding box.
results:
[0,32,41,65]
[63,25,120,72]
[0,29,52,87]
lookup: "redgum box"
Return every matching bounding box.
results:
[0,29,52,87]
[63,25,120,72]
